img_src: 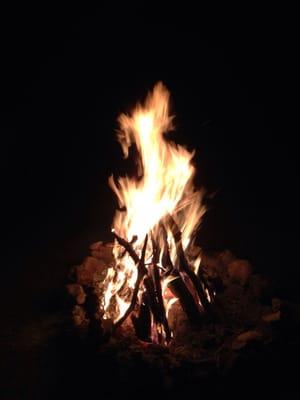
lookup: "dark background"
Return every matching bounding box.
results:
[0,5,293,399]
[1,6,287,291]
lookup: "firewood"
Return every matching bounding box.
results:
[166,214,212,311]
[131,292,152,342]
[149,264,172,343]
[113,235,148,330]
[197,268,216,301]
[143,276,161,322]
[167,274,201,323]
[112,231,140,264]
[159,223,176,277]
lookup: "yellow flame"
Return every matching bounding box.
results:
[102,82,206,324]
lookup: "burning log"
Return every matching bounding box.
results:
[166,214,213,312]
[159,222,204,322]
[109,214,214,343]
[104,218,214,343]
[167,274,201,323]
[113,234,148,331]
[131,291,152,342]
[149,264,172,343]
[148,234,172,343]
[111,232,172,344]
[112,230,139,265]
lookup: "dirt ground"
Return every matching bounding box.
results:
[1,227,299,399]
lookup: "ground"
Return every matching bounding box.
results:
[1,229,299,399]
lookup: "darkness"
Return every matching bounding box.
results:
[0,5,292,398]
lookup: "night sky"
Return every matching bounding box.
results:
[1,7,288,298]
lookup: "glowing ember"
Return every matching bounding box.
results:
[101,82,212,344]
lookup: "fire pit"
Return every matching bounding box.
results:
[65,83,291,391]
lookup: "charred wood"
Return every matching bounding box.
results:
[113,234,148,330]
[131,292,152,342]
[166,214,212,311]
[167,274,201,323]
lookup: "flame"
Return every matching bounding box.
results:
[101,82,206,329]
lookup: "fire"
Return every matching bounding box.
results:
[101,82,208,343]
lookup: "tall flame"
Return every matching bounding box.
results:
[102,82,206,326]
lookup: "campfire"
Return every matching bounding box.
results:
[99,82,214,344]
[67,83,281,372]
